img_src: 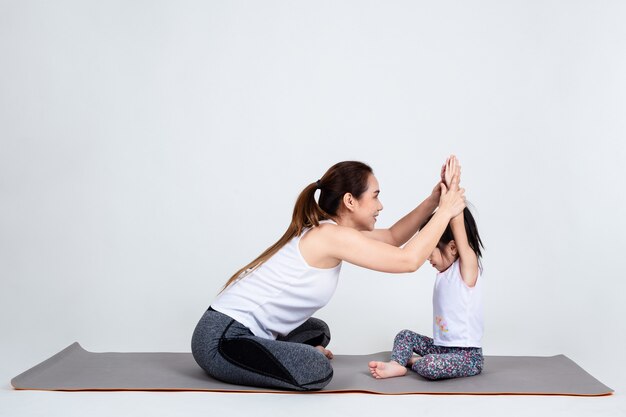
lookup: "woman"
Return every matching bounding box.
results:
[191,159,466,391]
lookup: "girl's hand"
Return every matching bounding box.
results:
[431,155,457,203]
[442,155,461,188]
[438,172,466,218]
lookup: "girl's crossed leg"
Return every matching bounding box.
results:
[369,329,483,380]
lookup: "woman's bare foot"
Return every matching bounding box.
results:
[316,346,333,359]
[368,360,407,379]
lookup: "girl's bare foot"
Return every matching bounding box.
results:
[407,355,421,367]
[316,346,333,359]
[368,360,407,379]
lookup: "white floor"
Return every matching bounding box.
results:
[2,373,624,417]
[1,386,625,417]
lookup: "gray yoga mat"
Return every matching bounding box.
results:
[11,342,613,396]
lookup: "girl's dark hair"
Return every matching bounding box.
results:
[222,161,373,290]
[420,206,484,264]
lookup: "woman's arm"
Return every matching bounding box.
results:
[363,164,448,246]
[362,192,438,246]
[321,177,466,273]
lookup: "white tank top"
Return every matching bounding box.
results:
[211,220,342,339]
[432,259,483,347]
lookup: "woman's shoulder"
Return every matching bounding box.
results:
[299,220,344,268]
[305,220,338,238]
[310,220,355,236]
[302,220,355,243]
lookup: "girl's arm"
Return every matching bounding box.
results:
[443,156,479,286]
[320,177,466,273]
[450,212,480,287]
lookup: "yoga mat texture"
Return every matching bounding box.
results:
[11,343,613,396]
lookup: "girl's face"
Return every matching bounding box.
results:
[428,241,457,272]
[352,174,384,231]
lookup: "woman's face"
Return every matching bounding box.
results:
[352,174,384,231]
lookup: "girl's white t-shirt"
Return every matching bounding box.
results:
[432,259,483,347]
[211,221,341,340]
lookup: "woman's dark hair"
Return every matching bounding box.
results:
[222,161,373,290]
[420,205,484,265]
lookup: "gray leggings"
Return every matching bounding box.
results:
[191,307,333,391]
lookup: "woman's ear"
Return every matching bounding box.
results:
[342,193,356,212]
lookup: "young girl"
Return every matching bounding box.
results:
[369,157,484,381]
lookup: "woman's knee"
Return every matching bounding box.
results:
[307,317,330,335]
[281,317,331,347]
[306,317,331,346]
[266,342,333,391]
[296,351,333,390]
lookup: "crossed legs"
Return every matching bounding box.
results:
[369,329,483,380]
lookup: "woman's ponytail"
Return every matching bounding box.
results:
[291,182,330,236]
[221,161,373,291]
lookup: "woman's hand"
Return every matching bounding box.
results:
[438,172,466,218]
[429,179,444,203]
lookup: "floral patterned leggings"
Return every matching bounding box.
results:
[391,329,483,380]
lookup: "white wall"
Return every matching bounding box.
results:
[1,0,625,391]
